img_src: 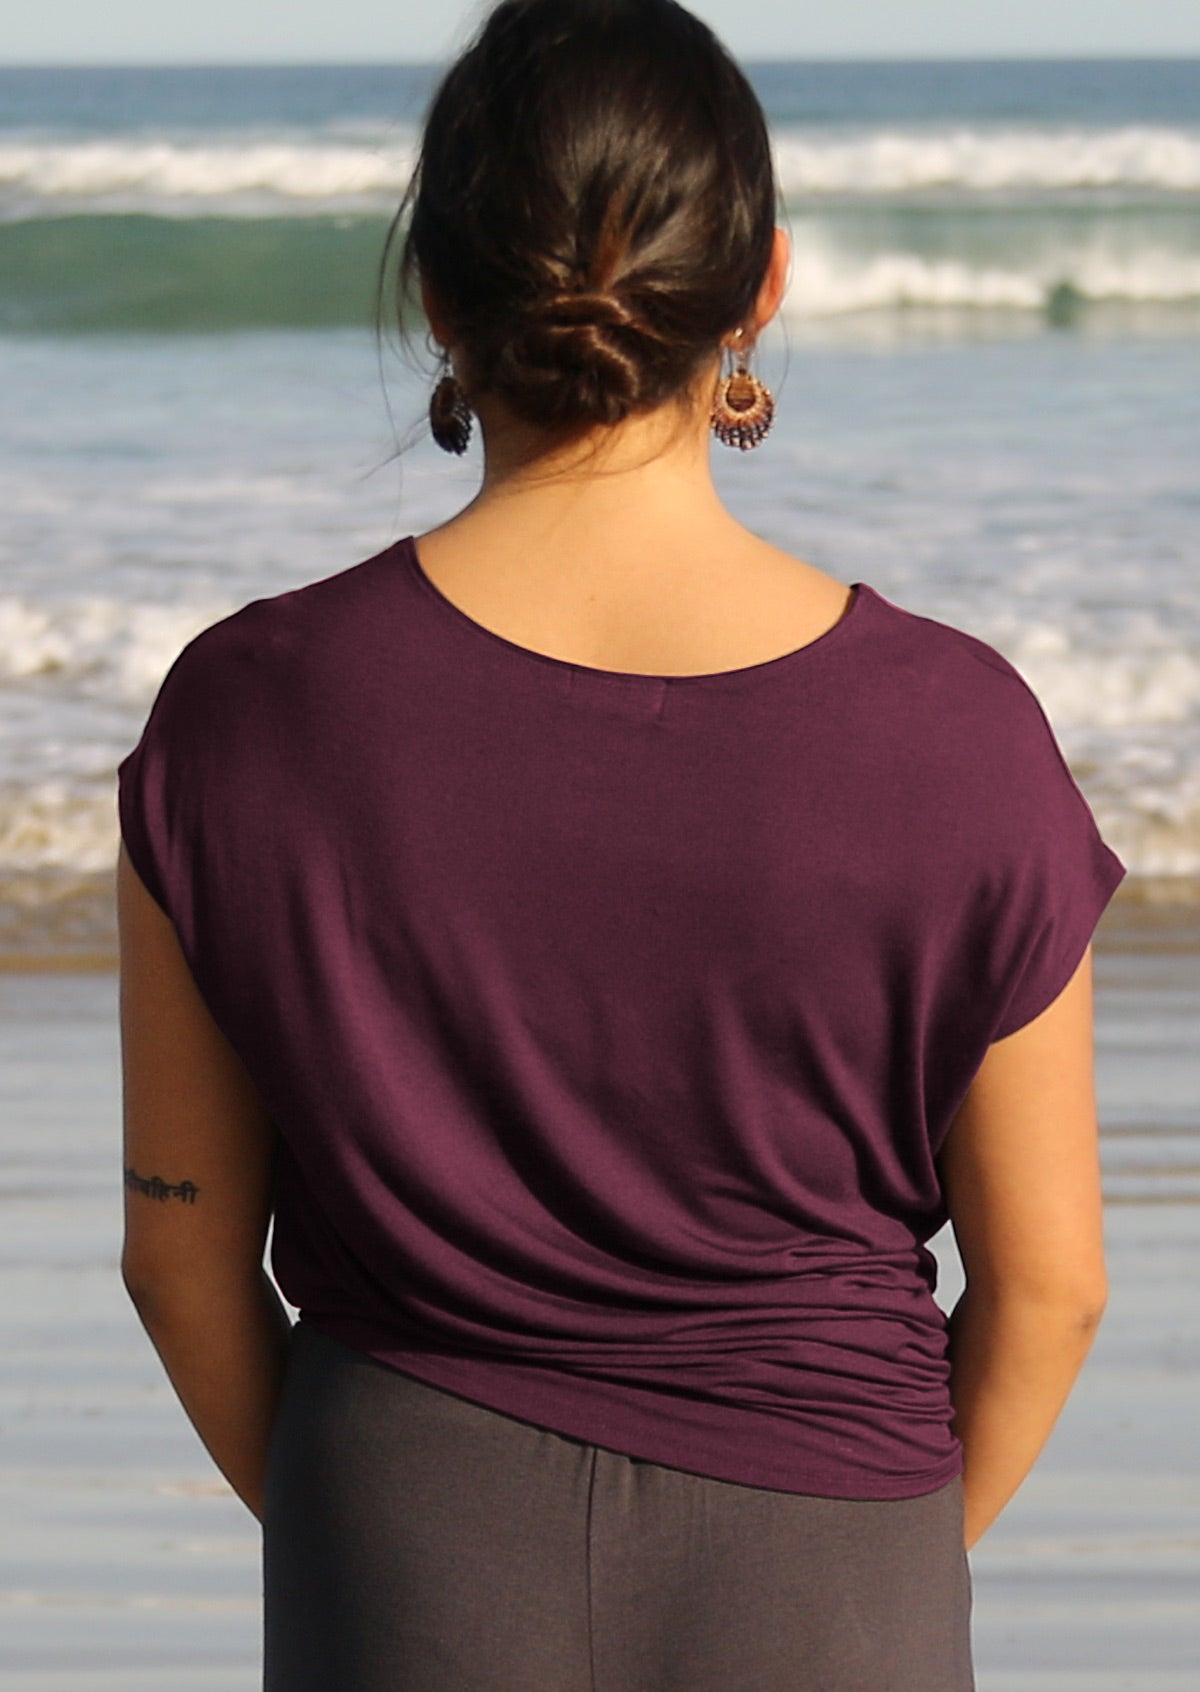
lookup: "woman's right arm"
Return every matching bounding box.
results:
[936,943,1110,1552]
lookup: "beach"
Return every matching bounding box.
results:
[2,55,1198,1688]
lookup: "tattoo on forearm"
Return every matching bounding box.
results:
[124,1165,200,1204]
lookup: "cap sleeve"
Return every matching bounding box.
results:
[987,683,1127,1042]
[116,634,210,925]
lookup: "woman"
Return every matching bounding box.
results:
[116,3,1126,1689]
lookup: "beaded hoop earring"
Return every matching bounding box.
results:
[429,354,473,456]
[711,332,775,451]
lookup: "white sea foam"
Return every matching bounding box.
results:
[0,784,120,875]
[0,593,234,706]
[4,124,1200,217]
[779,241,1200,316]
[0,592,233,880]
[1011,635,1200,733]
[0,136,419,215]
[773,125,1200,195]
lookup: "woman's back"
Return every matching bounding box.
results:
[117,525,1120,1501]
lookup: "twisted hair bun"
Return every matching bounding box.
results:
[488,291,673,427]
[539,293,637,328]
[389,0,778,435]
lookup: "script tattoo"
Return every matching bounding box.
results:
[124,1165,200,1204]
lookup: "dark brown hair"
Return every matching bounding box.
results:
[382,0,779,433]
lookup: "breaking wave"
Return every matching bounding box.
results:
[4,125,1200,216]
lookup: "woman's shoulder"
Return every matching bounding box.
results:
[163,542,407,681]
[839,572,1039,698]
[855,584,1086,816]
[753,541,1041,703]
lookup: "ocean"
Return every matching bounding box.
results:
[2,59,1199,962]
[1,57,1198,1692]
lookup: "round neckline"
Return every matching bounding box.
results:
[401,535,872,686]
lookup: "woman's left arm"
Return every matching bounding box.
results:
[117,841,293,1521]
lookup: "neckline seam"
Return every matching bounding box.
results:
[401,534,872,686]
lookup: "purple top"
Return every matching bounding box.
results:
[117,536,1126,1499]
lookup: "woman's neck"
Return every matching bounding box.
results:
[456,388,737,564]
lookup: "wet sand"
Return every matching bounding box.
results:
[1,903,1196,1689]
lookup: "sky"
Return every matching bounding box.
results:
[6,0,1200,64]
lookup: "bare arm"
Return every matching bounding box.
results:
[117,841,292,1520]
[936,943,1109,1552]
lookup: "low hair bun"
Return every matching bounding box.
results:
[486,292,665,428]
[538,292,638,331]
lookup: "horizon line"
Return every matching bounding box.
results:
[4,52,1200,70]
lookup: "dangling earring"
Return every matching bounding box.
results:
[429,354,472,455]
[711,331,774,451]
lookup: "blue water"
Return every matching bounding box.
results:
[2,59,1199,332]
[0,60,1197,958]
[4,58,1199,132]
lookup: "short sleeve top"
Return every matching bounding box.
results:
[117,538,1126,1499]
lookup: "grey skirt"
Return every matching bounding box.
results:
[262,1320,974,1692]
